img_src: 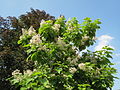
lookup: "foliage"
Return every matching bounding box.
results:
[8,16,117,90]
[8,8,55,30]
[0,16,27,89]
[0,8,55,89]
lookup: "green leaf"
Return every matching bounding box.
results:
[31,52,39,61]
[18,40,22,44]
[40,78,49,86]
[12,79,19,85]
[25,78,34,85]
[32,71,42,76]
[84,17,91,22]
[55,68,62,74]
[20,87,27,90]
[23,44,30,47]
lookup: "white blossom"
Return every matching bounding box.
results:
[20,36,23,40]
[40,19,47,26]
[92,37,98,40]
[67,57,71,62]
[72,46,76,50]
[50,74,55,77]
[28,26,36,36]
[67,57,79,65]
[33,69,37,72]
[69,67,77,74]
[77,55,81,59]
[24,69,33,76]
[52,24,60,31]
[30,34,42,45]
[70,58,78,65]
[20,28,28,40]
[22,28,28,35]
[82,36,89,41]
[78,63,86,70]
[63,74,67,78]
[12,69,22,76]
[38,45,46,50]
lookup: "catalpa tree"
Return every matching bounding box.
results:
[8,16,117,90]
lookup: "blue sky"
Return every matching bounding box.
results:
[0,0,120,89]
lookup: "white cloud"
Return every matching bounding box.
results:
[95,35,114,51]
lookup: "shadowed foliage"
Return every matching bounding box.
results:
[0,8,55,90]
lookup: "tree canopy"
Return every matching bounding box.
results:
[8,16,117,90]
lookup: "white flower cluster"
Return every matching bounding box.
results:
[78,63,86,71]
[38,45,46,50]
[30,34,42,45]
[28,26,36,36]
[82,36,89,41]
[67,57,71,62]
[22,28,27,35]
[50,74,55,77]
[24,69,33,76]
[20,26,37,40]
[66,21,74,31]
[12,69,22,76]
[20,28,28,39]
[72,46,79,54]
[92,37,97,40]
[69,67,77,74]
[63,74,67,78]
[40,19,47,26]
[70,58,78,65]
[52,24,61,32]
[67,55,80,65]
[12,69,22,81]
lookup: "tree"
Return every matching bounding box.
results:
[9,8,55,30]
[9,16,117,90]
[0,8,55,90]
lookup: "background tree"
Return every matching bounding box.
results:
[9,8,55,30]
[9,16,117,90]
[0,8,55,90]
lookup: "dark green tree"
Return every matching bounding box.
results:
[0,8,55,90]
